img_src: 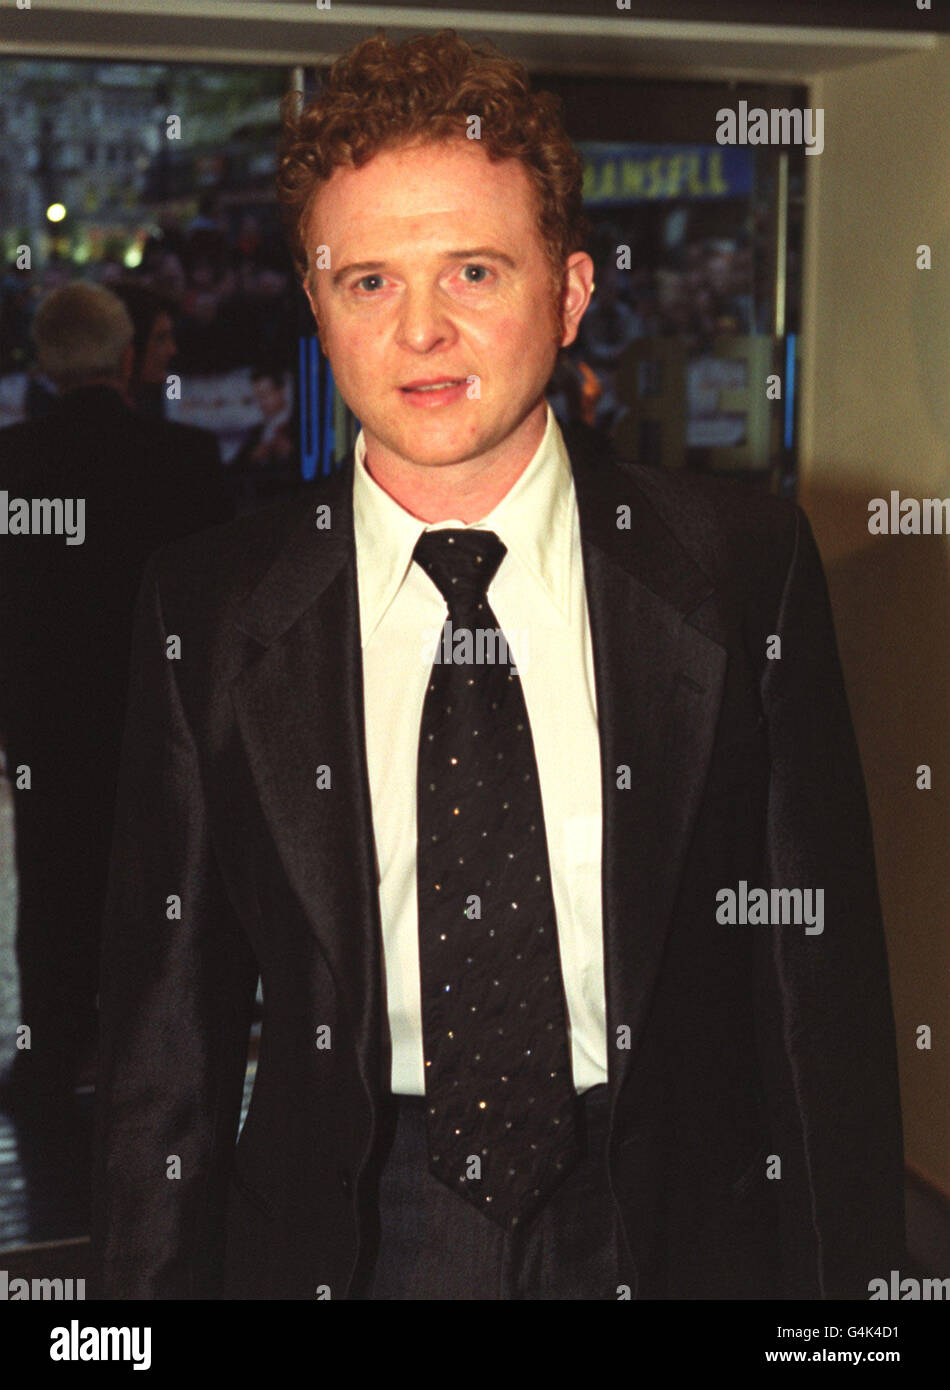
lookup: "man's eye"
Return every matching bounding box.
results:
[461,264,490,284]
[355,274,384,292]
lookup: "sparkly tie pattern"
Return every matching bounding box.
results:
[413,528,580,1228]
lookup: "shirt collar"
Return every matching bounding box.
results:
[352,401,574,645]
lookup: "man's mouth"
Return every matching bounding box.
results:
[400,378,466,393]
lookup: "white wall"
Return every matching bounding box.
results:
[801,39,950,1192]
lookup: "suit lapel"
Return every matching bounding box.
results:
[570,443,727,1105]
[230,460,386,1103]
[227,438,728,1123]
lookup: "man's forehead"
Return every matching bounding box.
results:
[307,138,537,241]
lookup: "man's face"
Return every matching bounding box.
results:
[303,138,590,479]
[254,376,285,418]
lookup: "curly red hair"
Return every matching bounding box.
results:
[275,29,590,303]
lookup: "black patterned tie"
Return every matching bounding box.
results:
[413,528,580,1229]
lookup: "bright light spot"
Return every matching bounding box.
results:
[123,243,143,269]
[46,203,67,223]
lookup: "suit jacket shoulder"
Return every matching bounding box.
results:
[564,428,808,652]
[145,473,327,608]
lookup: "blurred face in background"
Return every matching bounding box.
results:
[140,311,176,384]
[253,376,286,419]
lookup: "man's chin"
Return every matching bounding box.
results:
[363,421,492,472]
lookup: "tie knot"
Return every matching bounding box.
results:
[412,528,507,608]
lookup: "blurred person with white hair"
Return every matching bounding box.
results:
[0,280,232,1112]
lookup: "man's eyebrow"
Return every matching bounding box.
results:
[331,247,517,287]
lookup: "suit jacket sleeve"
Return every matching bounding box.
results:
[756,505,905,1298]
[91,553,258,1299]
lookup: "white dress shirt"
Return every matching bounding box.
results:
[354,403,608,1095]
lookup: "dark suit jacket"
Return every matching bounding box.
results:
[91,432,905,1300]
[0,384,232,809]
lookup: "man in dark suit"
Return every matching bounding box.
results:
[0,281,232,1107]
[92,31,904,1300]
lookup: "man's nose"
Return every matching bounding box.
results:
[395,284,456,352]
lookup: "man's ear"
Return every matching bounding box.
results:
[559,251,596,351]
[303,275,324,347]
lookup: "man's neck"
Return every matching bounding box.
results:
[362,401,547,524]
